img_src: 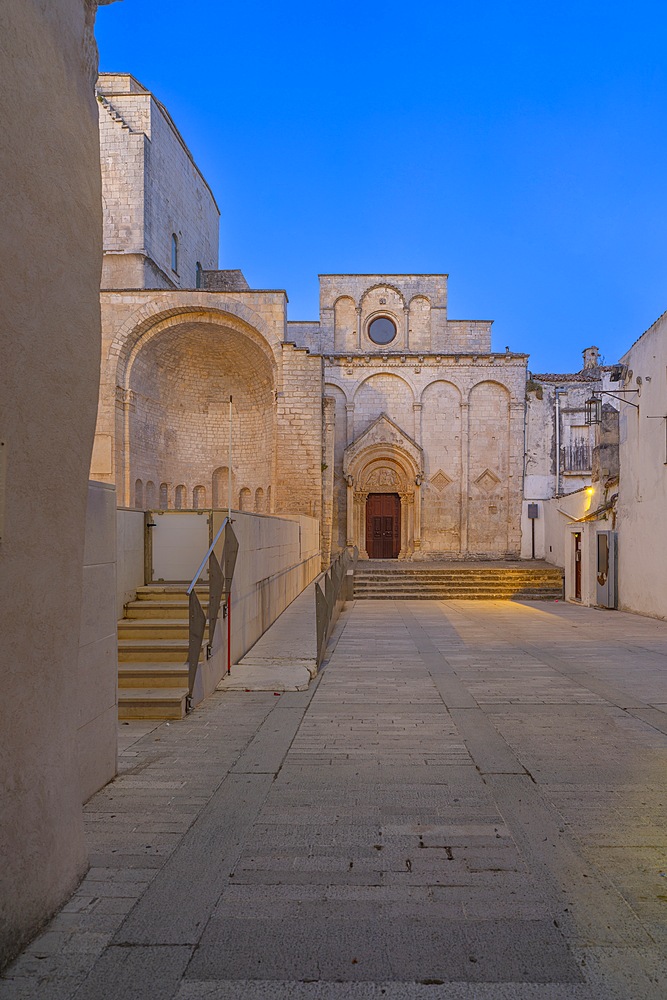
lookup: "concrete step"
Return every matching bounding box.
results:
[118,662,189,689]
[117,619,208,640]
[118,638,200,662]
[118,687,189,721]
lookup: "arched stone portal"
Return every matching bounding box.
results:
[343,414,424,560]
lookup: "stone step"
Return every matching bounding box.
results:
[354,577,562,590]
[354,569,563,579]
[354,593,563,600]
[353,565,564,602]
[354,577,563,586]
[135,585,209,600]
[354,575,562,584]
[118,662,189,688]
[118,638,200,662]
[125,600,208,619]
[118,687,189,720]
[355,591,563,600]
[117,619,208,640]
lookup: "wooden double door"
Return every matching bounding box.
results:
[366,493,401,559]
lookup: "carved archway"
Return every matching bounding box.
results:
[343,414,423,559]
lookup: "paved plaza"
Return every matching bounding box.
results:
[2,599,667,999]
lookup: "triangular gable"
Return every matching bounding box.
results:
[343,413,423,472]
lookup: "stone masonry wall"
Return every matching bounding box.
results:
[275,345,324,521]
[97,74,219,291]
[326,353,527,557]
[93,290,287,507]
[287,275,491,357]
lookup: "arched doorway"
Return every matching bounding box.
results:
[342,414,424,560]
[366,493,401,558]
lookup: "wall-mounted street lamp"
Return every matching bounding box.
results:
[585,388,639,425]
[584,395,602,426]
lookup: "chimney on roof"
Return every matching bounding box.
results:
[582,346,600,370]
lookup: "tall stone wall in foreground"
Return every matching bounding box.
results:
[0,0,104,967]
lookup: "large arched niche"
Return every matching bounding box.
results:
[467,380,511,555]
[333,296,357,353]
[118,318,276,507]
[420,380,463,554]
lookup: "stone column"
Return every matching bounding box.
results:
[399,491,415,559]
[119,386,136,509]
[356,490,369,558]
[346,475,355,548]
[413,479,422,556]
[345,402,355,445]
[460,400,470,555]
[356,307,362,350]
[508,400,526,557]
[322,396,336,565]
[413,401,422,445]
[404,306,410,350]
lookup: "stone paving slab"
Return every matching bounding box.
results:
[3,599,667,999]
[175,984,602,1000]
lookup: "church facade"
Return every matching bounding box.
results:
[92,73,528,562]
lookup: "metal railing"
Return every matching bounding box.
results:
[186,517,238,708]
[315,546,358,666]
[563,441,592,473]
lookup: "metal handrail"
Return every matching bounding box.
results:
[187,517,229,595]
[186,516,238,710]
[315,546,358,665]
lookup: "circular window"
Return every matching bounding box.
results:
[368,316,397,345]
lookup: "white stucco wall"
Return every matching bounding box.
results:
[541,489,592,569]
[617,316,667,619]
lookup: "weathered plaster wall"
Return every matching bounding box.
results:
[617,317,667,619]
[0,0,103,965]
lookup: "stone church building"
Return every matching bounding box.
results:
[92,73,529,562]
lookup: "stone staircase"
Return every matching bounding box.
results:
[117,584,208,720]
[97,93,136,132]
[353,562,564,600]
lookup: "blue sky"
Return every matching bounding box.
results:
[96,1,667,372]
